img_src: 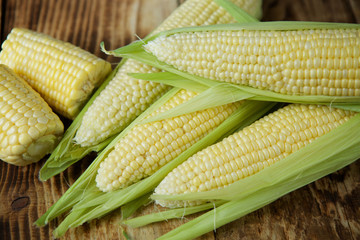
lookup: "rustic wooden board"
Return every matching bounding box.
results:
[0,0,359,239]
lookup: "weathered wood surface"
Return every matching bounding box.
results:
[0,0,359,239]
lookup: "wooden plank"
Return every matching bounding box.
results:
[0,0,3,41]
[0,0,359,240]
[348,0,360,23]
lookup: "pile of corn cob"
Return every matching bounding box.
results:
[0,0,359,239]
[0,27,111,166]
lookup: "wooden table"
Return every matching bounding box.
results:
[1,0,359,239]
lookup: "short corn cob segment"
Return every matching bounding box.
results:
[95,89,241,192]
[74,0,262,147]
[145,28,360,96]
[0,28,112,119]
[0,64,64,166]
[154,104,356,208]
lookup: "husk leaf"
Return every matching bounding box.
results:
[123,200,226,228]
[121,193,153,220]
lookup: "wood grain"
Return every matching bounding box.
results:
[0,0,359,240]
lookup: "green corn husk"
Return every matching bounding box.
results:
[123,200,226,228]
[104,21,360,112]
[121,111,360,240]
[38,0,263,181]
[50,99,277,237]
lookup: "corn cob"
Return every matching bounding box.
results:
[144,26,360,97]
[154,104,356,208]
[0,28,112,119]
[96,89,242,192]
[0,64,64,166]
[74,0,262,147]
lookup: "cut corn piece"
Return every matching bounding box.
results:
[74,0,262,147]
[154,104,356,208]
[0,64,64,166]
[0,28,112,119]
[144,27,360,97]
[96,89,242,192]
